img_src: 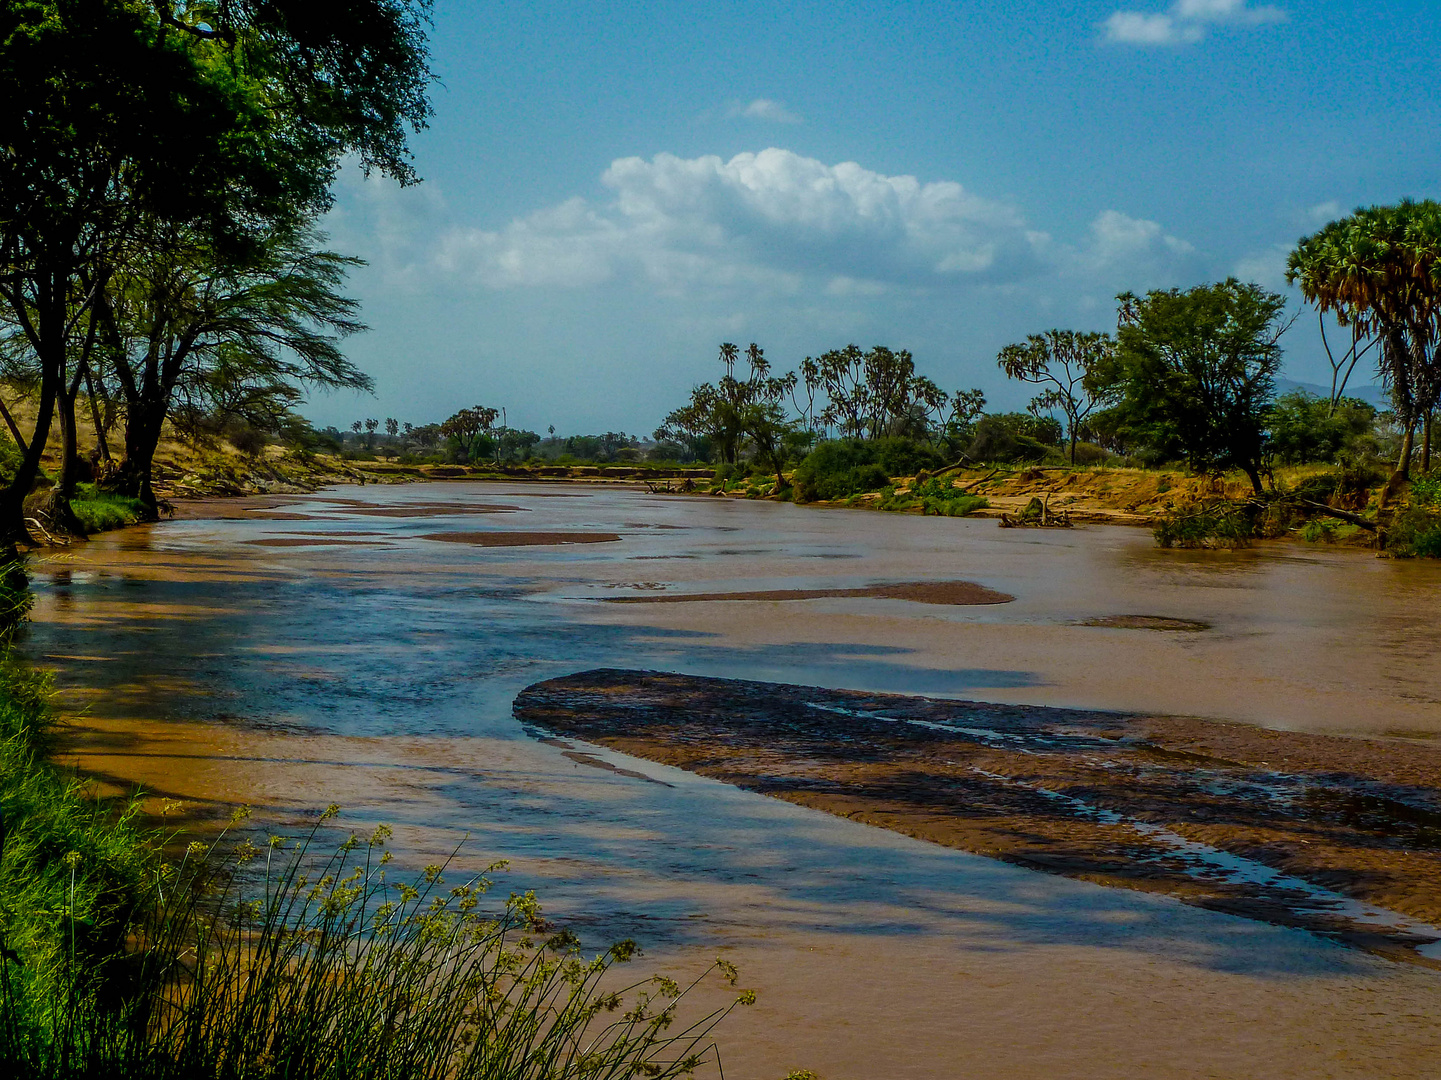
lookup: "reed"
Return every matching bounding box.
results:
[2,805,748,1079]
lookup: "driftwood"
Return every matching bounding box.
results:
[999,494,1072,529]
[1291,498,1377,532]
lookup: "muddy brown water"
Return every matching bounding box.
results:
[23,483,1441,1079]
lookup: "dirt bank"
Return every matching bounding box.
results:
[516,668,1441,965]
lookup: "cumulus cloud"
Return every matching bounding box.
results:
[1104,0,1284,45]
[338,149,1201,314]
[438,149,1047,293]
[728,98,803,124]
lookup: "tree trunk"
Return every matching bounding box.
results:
[0,285,64,545]
[83,361,111,463]
[40,381,87,536]
[1378,424,1416,516]
[1242,463,1264,495]
[117,404,166,519]
[1424,409,1434,475]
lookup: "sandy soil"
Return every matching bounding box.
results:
[517,668,1441,964]
[419,530,622,546]
[603,580,1014,606]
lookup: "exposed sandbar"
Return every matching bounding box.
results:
[516,668,1441,964]
[420,531,621,546]
[603,580,1013,606]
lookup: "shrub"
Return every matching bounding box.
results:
[1,803,750,1079]
[68,486,146,534]
[911,477,988,517]
[792,442,893,502]
[1153,504,1255,549]
[966,415,1056,463]
[1268,392,1377,465]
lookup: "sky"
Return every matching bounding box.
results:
[314,0,1441,436]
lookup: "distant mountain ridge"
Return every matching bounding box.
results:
[1275,378,1387,407]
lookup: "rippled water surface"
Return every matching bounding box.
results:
[24,483,1441,1079]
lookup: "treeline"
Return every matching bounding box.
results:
[653,203,1441,534]
[0,0,432,541]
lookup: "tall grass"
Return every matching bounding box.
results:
[68,485,146,534]
[3,807,749,1079]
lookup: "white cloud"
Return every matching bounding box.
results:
[1104,0,1284,45]
[1304,200,1341,223]
[335,150,1201,313]
[438,149,1045,292]
[729,98,803,124]
[1234,243,1292,290]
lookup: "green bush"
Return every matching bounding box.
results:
[68,486,146,534]
[792,441,893,502]
[966,414,1058,463]
[1267,392,1377,466]
[1153,504,1255,549]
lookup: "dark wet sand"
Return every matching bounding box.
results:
[517,669,1441,965]
[603,580,1014,606]
[243,537,393,547]
[420,530,622,546]
[1078,614,1210,631]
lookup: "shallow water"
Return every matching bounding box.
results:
[25,483,1441,1078]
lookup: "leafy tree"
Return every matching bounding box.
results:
[798,345,949,441]
[659,343,797,469]
[92,224,370,512]
[1267,391,1377,466]
[997,330,1113,463]
[1096,280,1290,494]
[1288,200,1441,501]
[0,0,433,540]
[440,406,498,462]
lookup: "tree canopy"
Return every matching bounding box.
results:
[1095,280,1290,493]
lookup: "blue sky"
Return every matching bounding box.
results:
[316,0,1440,435]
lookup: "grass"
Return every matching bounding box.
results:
[0,561,750,1078]
[2,807,750,1079]
[68,485,146,534]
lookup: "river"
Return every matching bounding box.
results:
[24,482,1441,1079]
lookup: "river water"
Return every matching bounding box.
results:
[24,483,1441,1079]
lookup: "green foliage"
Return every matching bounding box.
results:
[0,435,22,490]
[1,808,746,1080]
[887,477,989,517]
[966,413,1059,463]
[1096,280,1289,492]
[68,487,145,535]
[0,661,153,1035]
[1289,201,1441,438]
[1153,504,1255,549]
[792,442,892,502]
[1389,475,1441,557]
[1267,392,1377,465]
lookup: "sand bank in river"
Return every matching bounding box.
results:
[517,668,1441,964]
[602,580,1013,606]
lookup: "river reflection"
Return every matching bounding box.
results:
[22,483,1441,1079]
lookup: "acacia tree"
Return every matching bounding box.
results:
[92,223,371,513]
[997,330,1113,464]
[440,405,499,462]
[1099,280,1289,494]
[1288,201,1441,502]
[0,0,432,541]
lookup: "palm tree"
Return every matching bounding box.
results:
[1288,201,1441,506]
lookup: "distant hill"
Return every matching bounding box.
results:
[1275,378,1388,407]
